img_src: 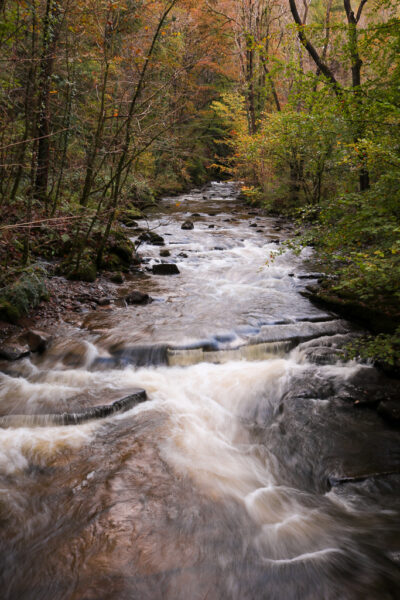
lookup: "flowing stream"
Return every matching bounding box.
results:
[0,182,399,599]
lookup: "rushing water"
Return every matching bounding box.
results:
[0,183,399,599]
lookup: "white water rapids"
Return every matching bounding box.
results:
[0,182,399,599]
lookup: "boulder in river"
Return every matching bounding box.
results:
[0,337,30,361]
[181,220,194,230]
[125,291,152,305]
[23,329,51,353]
[152,263,180,275]
[138,231,165,246]
[160,249,171,257]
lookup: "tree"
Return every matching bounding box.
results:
[288,0,370,191]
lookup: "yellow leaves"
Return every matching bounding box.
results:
[49,90,58,94]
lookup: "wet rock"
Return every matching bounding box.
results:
[23,329,50,353]
[181,220,194,230]
[297,273,324,280]
[110,272,125,284]
[178,253,188,258]
[378,400,400,423]
[125,291,152,305]
[152,263,180,275]
[208,225,215,229]
[138,231,165,246]
[302,346,343,365]
[302,288,399,334]
[97,297,112,306]
[249,223,258,228]
[160,249,171,257]
[191,213,201,217]
[214,247,224,251]
[0,338,30,361]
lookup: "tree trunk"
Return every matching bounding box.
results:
[34,0,62,206]
[246,43,256,134]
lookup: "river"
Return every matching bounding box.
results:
[0,182,399,599]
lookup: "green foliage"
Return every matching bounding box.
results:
[346,328,400,367]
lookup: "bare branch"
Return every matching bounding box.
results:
[356,0,368,23]
[288,0,341,94]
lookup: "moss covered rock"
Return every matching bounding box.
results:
[67,261,97,283]
[0,267,48,323]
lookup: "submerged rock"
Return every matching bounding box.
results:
[160,249,171,257]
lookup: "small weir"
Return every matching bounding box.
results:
[0,390,146,428]
[0,182,399,600]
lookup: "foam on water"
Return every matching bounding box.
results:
[0,423,95,475]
